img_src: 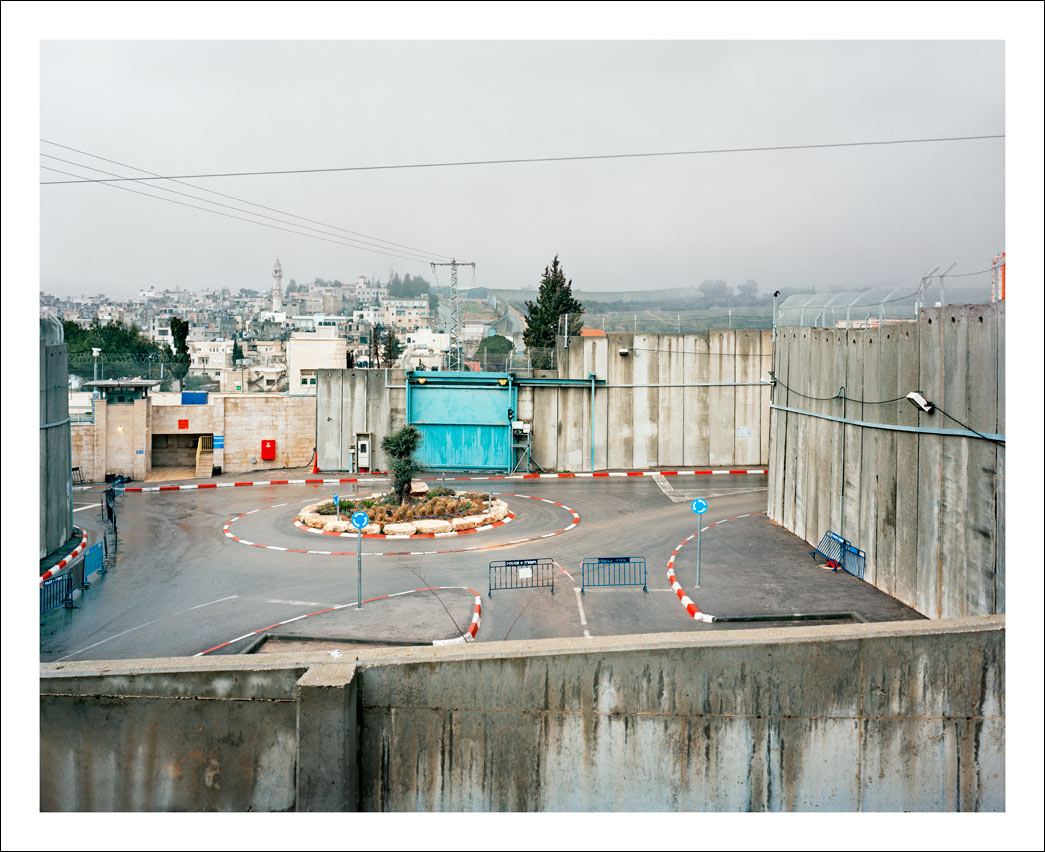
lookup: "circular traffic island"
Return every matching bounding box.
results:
[297,485,510,536]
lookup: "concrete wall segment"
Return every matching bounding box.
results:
[40,618,1003,812]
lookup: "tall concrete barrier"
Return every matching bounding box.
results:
[40,317,72,558]
[41,618,1003,812]
[768,304,1004,618]
[316,331,773,473]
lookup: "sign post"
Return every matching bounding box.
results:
[691,498,708,587]
[333,493,340,522]
[351,510,369,608]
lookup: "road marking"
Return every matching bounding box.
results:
[573,587,592,639]
[72,504,96,512]
[653,473,767,503]
[266,599,331,607]
[55,595,239,662]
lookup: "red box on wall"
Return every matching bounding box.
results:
[261,439,276,460]
[178,419,189,430]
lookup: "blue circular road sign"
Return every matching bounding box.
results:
[333,493,340,505]
[691,498,708,514]
[351,511,370,530]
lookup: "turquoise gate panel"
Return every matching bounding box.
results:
[407,373,516,471]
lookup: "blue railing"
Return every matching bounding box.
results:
[40,540,109,617]
[580,556,647,594]
[488,558,556,596]
[811,531,866,580]
[40,574,73,615]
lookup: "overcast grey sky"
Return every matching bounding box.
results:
[38,38,1005,298]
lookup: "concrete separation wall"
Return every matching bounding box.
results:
[40,318,72,558]
[40,617,1003,812]
[768,304,1005,618]
[317,331,772,473]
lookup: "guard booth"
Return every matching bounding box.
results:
[406,371,517,472]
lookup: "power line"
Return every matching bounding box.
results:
[39,165,440,266]
[40,153,442,264]
[38,134,1005,185]
[40,139,451,261]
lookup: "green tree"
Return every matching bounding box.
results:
[381,425,423,505]
[232,339,244,363]
[523,255,583,369]
[169,317,191,385]
[476,334,514,370]
[382,328,402,364]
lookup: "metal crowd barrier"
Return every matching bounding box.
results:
[40,540,108,617]
[488,558,556,596]
[810,531,866,580]
[580,556,647,594]
[40,574,73,615]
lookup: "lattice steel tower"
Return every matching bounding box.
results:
[430,257,475,372]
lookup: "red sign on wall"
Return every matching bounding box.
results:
[178,419,189,430]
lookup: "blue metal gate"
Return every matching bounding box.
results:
[407,372,517,471]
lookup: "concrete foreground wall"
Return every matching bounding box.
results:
[40,618,1003,812]
[768,304,1005,618]
[317,330,772,473]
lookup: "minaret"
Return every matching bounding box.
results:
[272,258,283,313]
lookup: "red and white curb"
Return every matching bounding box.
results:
[125,468,767,492]
[666,511,766,623]
[292,512,515,539]
[221,494,580,557]
[195,585,482,656]
[40,529,89,584]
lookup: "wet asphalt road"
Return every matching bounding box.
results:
[40,473,920,663]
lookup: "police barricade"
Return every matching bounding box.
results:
[810,531,866,580]
[40,573,73,615]
[84,541,106,579]
[580,556,647,594]
[488,558,556,597]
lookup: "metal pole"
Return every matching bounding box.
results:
[695,524,702,587]
[590,372,595,473]
[356,531,363,609]
[838,385,846,540]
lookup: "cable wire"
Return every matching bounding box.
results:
[40,165,439,266]
[934,406,1005,444]
[40,153,442,264]
[39,133,1005,185]
[40,139,451,261]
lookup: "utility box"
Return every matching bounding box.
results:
[356,433,372,473]
[261,439,276,461]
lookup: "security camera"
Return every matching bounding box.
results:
[619,348,630,357]
[92,347,101,358]
[906,391,935,415]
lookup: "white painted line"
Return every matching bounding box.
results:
[57,595,239,662]
[573,586,589,635]
[72,504,96,512]
[266,600,329,607]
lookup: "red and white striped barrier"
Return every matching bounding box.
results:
[195,585,483,656]
[221,494,580,557]
[40,529,89,584]
[666,511,767,623]
[124,468,767,493]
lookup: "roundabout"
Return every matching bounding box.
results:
[221,492,581,557]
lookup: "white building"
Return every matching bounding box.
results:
[286,328,347,393]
